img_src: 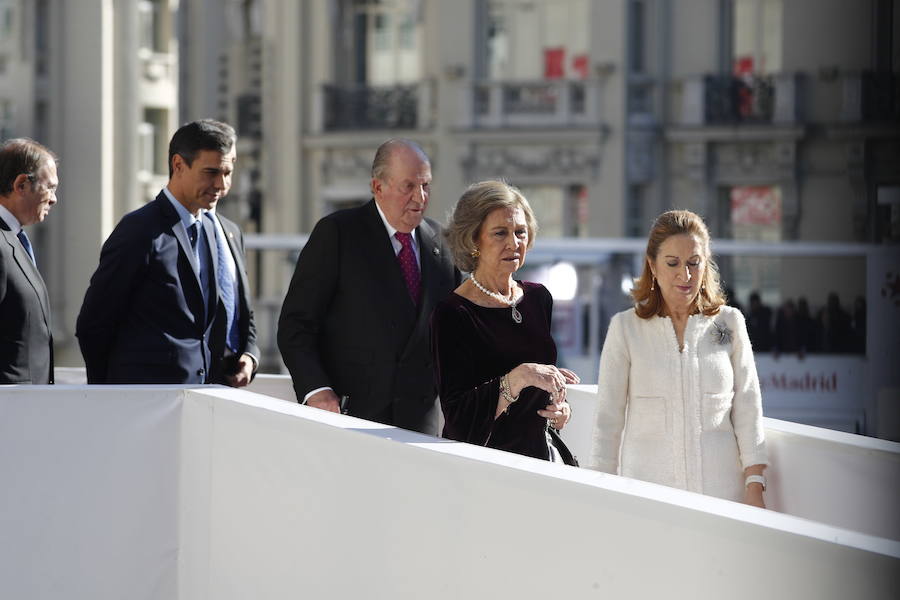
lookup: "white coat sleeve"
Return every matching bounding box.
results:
[589,311,630,473]
[729,308,768,468]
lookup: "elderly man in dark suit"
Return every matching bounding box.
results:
[0,138,58,384]
[76,120,258,385]
[278,139,459,435]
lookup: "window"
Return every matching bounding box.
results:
[140,108,169,175]
[627,0,646,75]
[516,183,587,238]
[876,186,900,243]
[138,0,166,53]
[35,0,49,75]
[481,0,589,80]
[0,99,12,140]
[0,0,13,41]
[339,0,422,85]
[732,0,782,75]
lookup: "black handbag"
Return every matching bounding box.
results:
[548,427,579,467]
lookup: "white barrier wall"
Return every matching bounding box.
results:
[0,386,184,599]
[2,385,898,600]
[246,376,900,542]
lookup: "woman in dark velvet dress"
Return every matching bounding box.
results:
[431,181,580,463]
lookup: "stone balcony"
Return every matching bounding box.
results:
[458,78,606,129]
[313,80,434,132]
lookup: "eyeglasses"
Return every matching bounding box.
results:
[27,174,58,195]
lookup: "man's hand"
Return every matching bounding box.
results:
[225,353,255,388]
[305,388,342,413]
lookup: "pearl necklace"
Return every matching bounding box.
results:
[470,274,523,323]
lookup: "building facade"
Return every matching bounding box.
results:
[0,0,896,371]
[0,0,179,365]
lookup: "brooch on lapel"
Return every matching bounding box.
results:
[432,247,440,256]
[711,320,733,345]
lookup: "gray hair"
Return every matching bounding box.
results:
[444,180,538,273]
[371,138,429,182]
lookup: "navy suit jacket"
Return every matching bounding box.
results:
[208,212,259,383]
[77,192,239,384]
[277,200,460,435]
[0,218,53,384]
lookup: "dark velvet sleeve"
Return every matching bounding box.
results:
[431,301,501,446]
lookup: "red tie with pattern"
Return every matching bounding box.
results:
[394,232,421,305]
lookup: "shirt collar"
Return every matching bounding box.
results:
[0,204,22,232]
[374,200,418,246]
[162,187,203,229]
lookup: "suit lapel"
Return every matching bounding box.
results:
[155,194,207,324]
[201,214,220,322]
[415,220,442,313]
[0,222,52,330]
[398,220,442,359]
[361,201,417,315]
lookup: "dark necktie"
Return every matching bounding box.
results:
[17,229,36,266]
[187,221,200,249]
[207,213,239,352]
[395,231,421,305]
[188,220,213,309]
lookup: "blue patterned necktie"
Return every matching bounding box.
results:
[188,220,212,309]
[207,213,239,352]
[17,229,36,266]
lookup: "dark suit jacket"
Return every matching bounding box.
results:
[208,212,259,383]
[0,218,53,384]
[76,192,238,384]
[277,200,459,435]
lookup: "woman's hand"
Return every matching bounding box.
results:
[507,363,579,429]
[540,399,572,430]
[507,363,568,398]
[559,368,580,385]
[744,485,765,509]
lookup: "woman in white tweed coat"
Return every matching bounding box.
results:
[589,210,768,507]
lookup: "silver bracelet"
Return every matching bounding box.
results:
[745,474,766,491]
[499,374,519,406]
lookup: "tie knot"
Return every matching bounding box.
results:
[395,231,413,248]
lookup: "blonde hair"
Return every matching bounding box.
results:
[632,209,725,318]
[444,180,538,273]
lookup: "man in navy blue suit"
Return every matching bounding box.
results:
[76,120,258,385]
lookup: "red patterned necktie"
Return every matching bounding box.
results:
[394,232,421,305]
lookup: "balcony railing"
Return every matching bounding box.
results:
[315,81,433,132]
[460,79,604,129]
[677,73,802,126]
[841,71,900,123]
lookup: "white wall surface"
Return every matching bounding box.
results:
[2,385,898,600]
[0,386,184,600]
